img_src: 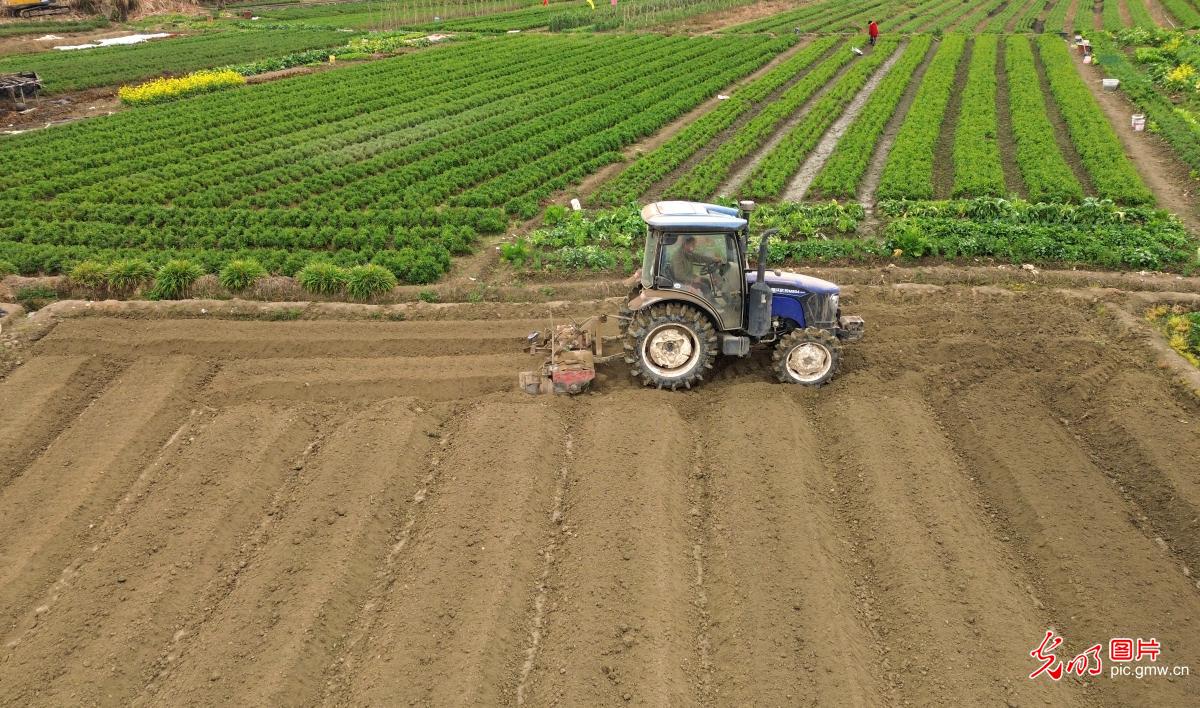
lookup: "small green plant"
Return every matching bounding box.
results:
[16,284,58,311]
[105,259,155,295]
[219,259,268,292]
[296,261,349,295]
[418,289,439,303]
[543,204,568,226]
[150,259,204,300]
[0,259,15,277]
[345,264,398,301]
[69,260,108,291]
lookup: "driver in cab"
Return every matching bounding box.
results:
[670,235,724,295]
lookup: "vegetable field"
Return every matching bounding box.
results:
[1,0,1197,286]
[0,34,788,282]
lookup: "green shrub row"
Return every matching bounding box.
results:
[952,36,1007,198]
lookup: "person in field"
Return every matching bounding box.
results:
[868,20,880,47]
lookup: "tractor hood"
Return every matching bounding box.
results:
[746,270,839,296]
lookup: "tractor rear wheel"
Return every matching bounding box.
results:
[773,327,840,386]
[624,303,718,390]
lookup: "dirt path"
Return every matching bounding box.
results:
[858,39,939,207]
[1064,0,1081,32]
[1143,0,1177,27]
[995,36,1027,197]
[641,38,844,203]
[675,0,810,34]
[1072,49,1200,232]
[1118,0,1133,26]
[783,42,907,201]
[1,288,1199,705]
[718,46,866,197]
[933,37,972,200]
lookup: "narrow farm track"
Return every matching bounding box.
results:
[2,288,1198,706]
[718,46,865,197]
[933,38,973,200]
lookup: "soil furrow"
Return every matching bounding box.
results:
[144,399,435,706]
[1030,41,1098,196]
[338,400,561,706]
[858,38,939,207]
[822,376,1081,706]
[0,357,202,635]
[784,41,907,201]
[941,377,1200,706]
[700,385,883,706]
[995,36,1028,198]
[0,404,318,706]
[533,393,697,706]
[719,48,866,197]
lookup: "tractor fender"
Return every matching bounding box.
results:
[625,289,726,330]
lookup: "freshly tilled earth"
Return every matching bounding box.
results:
[1,287,1198,706]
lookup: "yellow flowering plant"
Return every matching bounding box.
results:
[118,70,245,106]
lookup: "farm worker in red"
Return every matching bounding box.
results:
[868,20,879,47]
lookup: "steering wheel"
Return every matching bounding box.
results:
[700,261,724,276]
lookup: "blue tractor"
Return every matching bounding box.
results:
[621,200,864,389]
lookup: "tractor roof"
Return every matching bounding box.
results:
[640,201,747,233]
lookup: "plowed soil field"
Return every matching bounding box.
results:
[2,287,1198,706]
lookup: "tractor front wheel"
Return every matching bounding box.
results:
[773,327,841,386]
[624,303,718,390]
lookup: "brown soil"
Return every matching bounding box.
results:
[0,26,130,57]
[673,0,812,34]
[994,36,1027,197]
[933,37,971,200]
[974,0,1010,33]
[1,86,120,132]
[859,38,938,207]
[1073,49,1200,233]
[1094,0,1104,29]
[1,287,1199,706]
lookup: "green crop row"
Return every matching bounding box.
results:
[1101,0,1124,31]
[0,17,109,38]
[877,34,967,200]
[1127,0,1157,28]
[809,35,932,199]
[894,0,959,33]
[952,36,1006,198]
[1044,0,1071,33]
[591,36,841,205]
[1038,35,1154,204]
[1093,35,1200,177]
[0,34,787,282]
[0,29,353,93]
[1159,0,1200,28]
[667,40,854,201]
[984,0,1033,32]
[1005,36,1085,202]
[744,40,900,199]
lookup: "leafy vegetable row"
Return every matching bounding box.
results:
[666,40,855,200]
[743,40,900,199]
[1004,36,1085,202]
[952,35,1006,198]
[1037,35,1154,205]
[809,35,932,200]
[591,36,841,206]
[877,34,967,200]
